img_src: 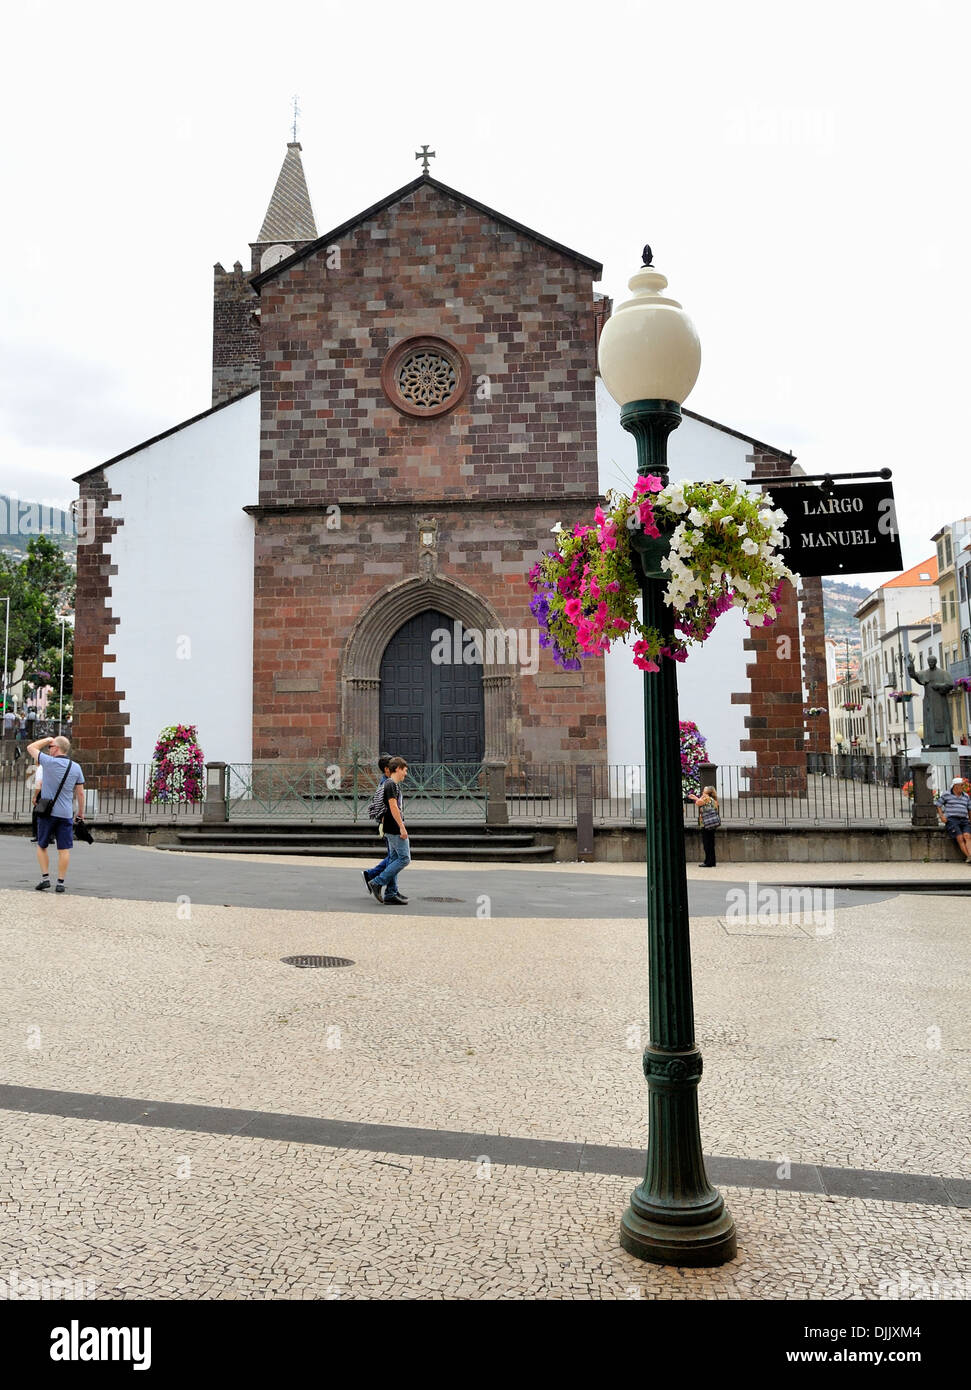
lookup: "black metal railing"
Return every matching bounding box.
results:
[0,760,207,823]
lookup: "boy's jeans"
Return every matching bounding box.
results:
[371,834,411,897]
[367,837,391,880]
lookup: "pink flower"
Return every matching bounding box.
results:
[632,639,660,673]
[632,474,664,497]
[594,505,606,526]
[573,525,591,538]
[588,574,601,600]
[606,581,621,593]
[564,597,584,621]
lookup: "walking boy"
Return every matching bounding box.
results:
[362,753,393,895]
[26,734,86,892]
[366,758,410,905]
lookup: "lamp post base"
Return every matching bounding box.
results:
[620,1201,737,1267]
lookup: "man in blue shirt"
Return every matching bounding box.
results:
[935,777,971,863]
[26,734,86,892]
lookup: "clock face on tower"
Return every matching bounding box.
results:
[260,244,295,272]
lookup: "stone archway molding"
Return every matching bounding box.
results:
[341,574,515,764]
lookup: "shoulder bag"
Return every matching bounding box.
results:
[36,760,74,818]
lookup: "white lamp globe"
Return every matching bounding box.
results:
[598,252,701,407]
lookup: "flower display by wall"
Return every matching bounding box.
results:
[680,720,709,796]
[842,702,863,711]
[954,677,971,693]
[889,690,914,702]
[902,780,913,799]
[804,707,826,717]
[528,477,792,671]
[145,724,205,804]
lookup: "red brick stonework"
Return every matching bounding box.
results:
[72,470,130,785]
[248,176,606,765]
[799,574,831,755]
[736,449,808,793]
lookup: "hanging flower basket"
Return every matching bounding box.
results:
[842,702,863,711]
[902,780,913,799]
[528,476,792,671]
[889,691,914,703]
[804,707,826,717]
[145,724,205,804]
[680,720,708,796]
[954,677,971,693]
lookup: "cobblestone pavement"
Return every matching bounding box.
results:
[0,860,967,1299]
[1,1111,966,1301]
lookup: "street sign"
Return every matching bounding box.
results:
[772,478,902,577]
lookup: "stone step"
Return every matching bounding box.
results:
[170,829,537,845]
[157,839,555,860]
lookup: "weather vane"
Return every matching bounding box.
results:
[415,144,436,174]
[291,95,301,144]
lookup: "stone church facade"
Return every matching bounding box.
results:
[72,143,827,788]
[76,146,608,778]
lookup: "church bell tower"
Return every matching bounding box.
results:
[211,142,318,406]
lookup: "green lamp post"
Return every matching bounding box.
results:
[598,247,737,1266]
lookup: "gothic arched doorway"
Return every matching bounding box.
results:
[379,609,485,764]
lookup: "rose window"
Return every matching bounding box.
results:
[381,336,470,418]
[397,350,457,408]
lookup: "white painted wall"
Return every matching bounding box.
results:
[104,392,259,772]
[597,379,761,769]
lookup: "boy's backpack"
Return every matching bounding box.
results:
[366,779,386,822]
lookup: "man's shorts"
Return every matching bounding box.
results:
[944,816,971,841]
[36,816,74,850]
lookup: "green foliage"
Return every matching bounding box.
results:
[0,537,74,709]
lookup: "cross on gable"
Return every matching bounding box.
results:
[415,144,436,174]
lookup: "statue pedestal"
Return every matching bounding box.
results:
[910,749,961,792]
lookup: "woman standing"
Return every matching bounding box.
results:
[689,785,720,867]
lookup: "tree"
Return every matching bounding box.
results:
[0,537,75,711]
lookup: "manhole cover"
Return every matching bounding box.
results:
[281,955,354,969]
[421,897,464,903]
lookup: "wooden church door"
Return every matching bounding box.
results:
[379,609,485,764]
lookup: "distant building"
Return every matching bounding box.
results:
[851,557,939,756]
[930,517,971,747]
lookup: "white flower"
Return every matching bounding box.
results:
[550,522,564,535]
[688,507,706,526]
[662,485,688,515]
[741,537,760,556]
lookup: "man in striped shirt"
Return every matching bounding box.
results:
[935,778,971,863]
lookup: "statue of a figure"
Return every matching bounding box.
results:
[906,653,956,748]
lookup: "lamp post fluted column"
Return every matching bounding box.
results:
[620,399,735,1265]
[599,251,736,1266]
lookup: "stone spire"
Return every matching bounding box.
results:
[257,142,317,243]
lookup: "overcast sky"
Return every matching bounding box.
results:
[2,0,967,586]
